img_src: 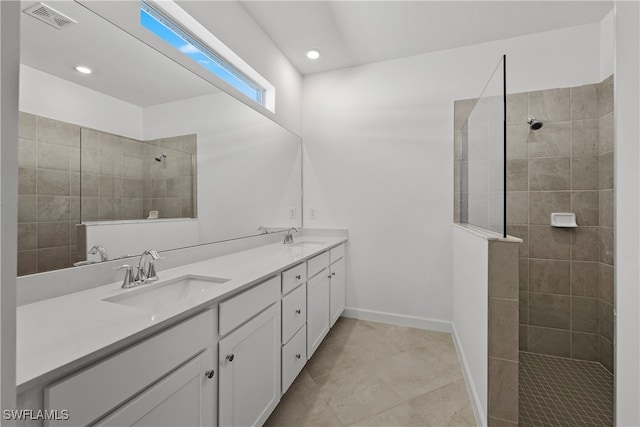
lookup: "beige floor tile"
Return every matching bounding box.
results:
[323,317,381,345]
[378,325,453,354]
[264,380,342,427]
[306,338,363,379]
[369,346,464,401]
[268,319,474,427]
[406,379,476,427]
[314,363,405,425]
[346,401,429,427]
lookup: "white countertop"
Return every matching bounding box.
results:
[16,236,346,393]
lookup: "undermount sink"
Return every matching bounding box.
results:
[286,241,327,248]
[103,275,230,311]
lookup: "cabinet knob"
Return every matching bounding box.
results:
[204,370,215,379]
[226,354,235,362]
[295,354,301,359]
[328,275,332,279]
[332,272,336,276]
[295,309,301,314]
[295,274,301,280]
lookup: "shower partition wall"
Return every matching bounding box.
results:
[458,55,506,236]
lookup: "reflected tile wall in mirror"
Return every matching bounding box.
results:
[16,111,197,276]
[17,112,80,275]
[80,128,196,223]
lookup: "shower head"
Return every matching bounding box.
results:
[154,153,167,162]
[527,116,543,130]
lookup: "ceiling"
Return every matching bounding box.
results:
[20,0,219,107]
[239,1,614,75]
[19,1,614,105]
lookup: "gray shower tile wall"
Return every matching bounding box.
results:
[18,112,81,276]
[488,240,520,427]
[17,112,197,276]
[499,76,614,372]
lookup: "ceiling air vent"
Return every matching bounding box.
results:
[23,2,77,30]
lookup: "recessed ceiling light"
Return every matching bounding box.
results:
[74,65,92,74]
[306,49,321,60]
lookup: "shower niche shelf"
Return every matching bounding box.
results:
[550,213,578,228]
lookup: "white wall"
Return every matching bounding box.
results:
[452,226,488,425]
[143,92,301,245]
[614,2,640,424]
[303,22,602,325]
[19,65,143,140]
[600,10,616,80]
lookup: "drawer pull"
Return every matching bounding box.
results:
[295,309,301,314]
[295,354,301,359]
[332,272,336,276]
[226,354,235,362]
[204,370,215,379]
[296,274,301,280]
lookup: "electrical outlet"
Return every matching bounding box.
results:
[309,207,317,220]
[289,207,296,220]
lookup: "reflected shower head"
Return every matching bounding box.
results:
[154,153,167,162]
[527,116,543,130]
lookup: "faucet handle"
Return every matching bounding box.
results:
[114,264,136,288]
[146,258,163,281]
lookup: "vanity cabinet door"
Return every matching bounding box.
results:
[96,349,216,427]
[307,268,330,358]
[219,303,281,427]
[329,257,346,326]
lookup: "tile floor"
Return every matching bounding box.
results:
[264,317,476,427]
[519,352,614,427]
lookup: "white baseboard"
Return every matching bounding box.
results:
[451,323,486,427]
[342,307,453,333]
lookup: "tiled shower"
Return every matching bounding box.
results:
[507,75,614,372]
[17,112,196,275]
[507,75,615,426]
[454,73,615,426]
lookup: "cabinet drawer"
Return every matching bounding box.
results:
[219,276,280,336]
[282,263,306,295]
[307,251,330,279]
[330,244,345,264]
[282,284,306,344]
[44,309,215,427]
[282,326,306,394]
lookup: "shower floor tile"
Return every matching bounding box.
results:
[519,352,613,427]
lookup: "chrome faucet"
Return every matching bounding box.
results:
[114,250,162,288]
[135,249,163,283]
[88,245,109,262]
[283,227,298,244]
[114,264,136,288]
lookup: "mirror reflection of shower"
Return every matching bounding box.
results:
[527,116,543,130]
[155,152,167,169]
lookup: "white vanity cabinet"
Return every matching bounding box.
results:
[43,309,217,427]
[218,277,281,427]
[96,349,215,427]
[280,265,308,394]
[306,267,331,358]
[329,246,346,326]
[306,243,346,358]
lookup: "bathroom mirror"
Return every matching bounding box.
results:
[17,0,302,275]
